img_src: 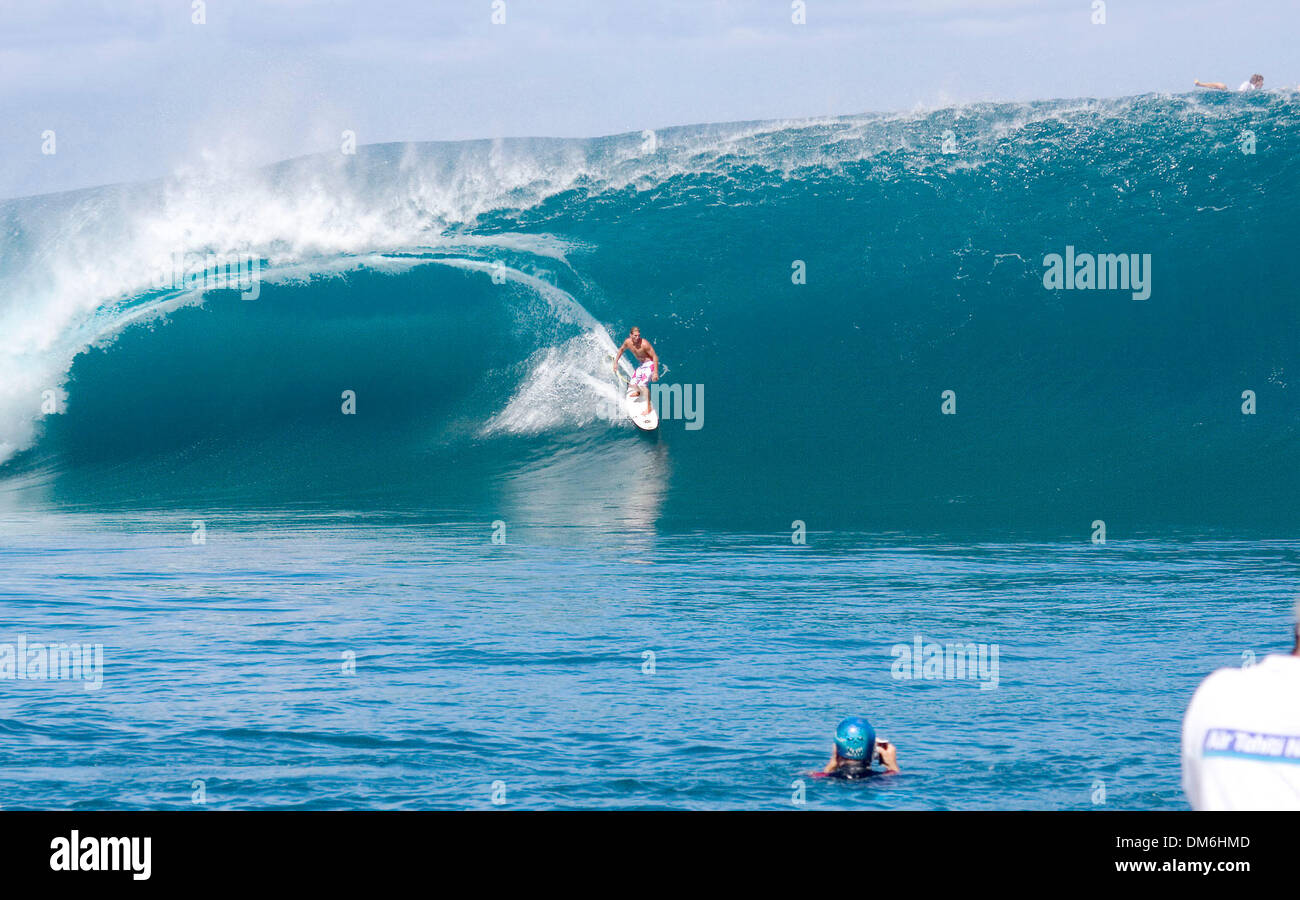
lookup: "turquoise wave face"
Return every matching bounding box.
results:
[2,92,1298,534]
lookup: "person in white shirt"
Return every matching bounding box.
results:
[1195,74,1264,91]
[1181,602,1300,810]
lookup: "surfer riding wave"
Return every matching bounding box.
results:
[613,325,659,416]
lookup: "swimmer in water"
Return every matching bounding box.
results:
[1195,74,1264,92]
[813,715,900,779]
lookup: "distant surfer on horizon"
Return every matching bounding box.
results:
[1195,73,1264,91]
[613,325,659,416]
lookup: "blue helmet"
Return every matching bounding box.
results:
[834,716,876,761]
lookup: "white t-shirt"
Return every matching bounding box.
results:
[1239,80,1261,91]
[1182,654,1300,810]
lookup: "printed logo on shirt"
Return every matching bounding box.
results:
[1203,728,1300,764]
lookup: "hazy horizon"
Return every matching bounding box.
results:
[4,0,1298,198]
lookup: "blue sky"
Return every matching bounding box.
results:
[3,0,1298,198]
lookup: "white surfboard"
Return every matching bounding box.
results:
[608,353,667,431]
[622,387,659,430]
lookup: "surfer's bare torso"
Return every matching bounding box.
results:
[620,336,655,363]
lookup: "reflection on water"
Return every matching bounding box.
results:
[500,432,670,544]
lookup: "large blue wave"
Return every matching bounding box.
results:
[2,92,1298,534]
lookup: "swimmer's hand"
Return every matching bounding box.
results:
[875,740,900,774]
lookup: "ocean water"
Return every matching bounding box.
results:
[2,92,1298,809]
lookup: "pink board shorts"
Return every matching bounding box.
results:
[629,359,656,387]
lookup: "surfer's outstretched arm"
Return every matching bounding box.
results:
[1194,80,1229,90]
[612,339,627,372]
